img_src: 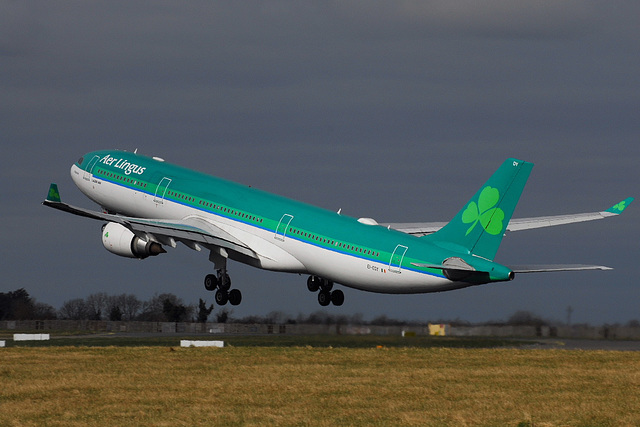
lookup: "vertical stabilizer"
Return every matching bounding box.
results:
[424,159,533,260]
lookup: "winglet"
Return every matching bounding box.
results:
[46,183,61,203]
[605,197,633,215]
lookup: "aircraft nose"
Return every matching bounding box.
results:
[70,163,83,187]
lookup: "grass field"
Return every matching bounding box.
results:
[1,337,639,426]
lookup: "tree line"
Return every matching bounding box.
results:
[0,289,456,325]
[0,289,57,321]
[2,288,639,327]
[0,288,469,325]
[0,288,214,323]
[57,292,219,323]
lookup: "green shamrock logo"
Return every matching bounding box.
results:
[48,187,60,201]
[612,201,627,212]
[461,186,505,236]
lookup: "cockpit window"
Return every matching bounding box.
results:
[78,157,84,165]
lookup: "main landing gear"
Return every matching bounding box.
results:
[307,276,344,307]
[204,271,243,306]
[204,249,242,306]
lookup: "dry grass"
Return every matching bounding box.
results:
[1,346,639,426]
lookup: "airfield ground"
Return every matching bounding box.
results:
[1,335,639,426]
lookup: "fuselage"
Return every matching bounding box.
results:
[71,150,511,294]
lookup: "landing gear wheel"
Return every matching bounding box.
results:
[215,289,229,306]
[228,289,242,306]
[318,290,331,307]
[307,276,321,292]
[331,290,344,306]
[204,274,219,291]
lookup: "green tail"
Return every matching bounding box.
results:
[424,158,534,260]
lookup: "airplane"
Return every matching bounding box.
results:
[43,150,633,307]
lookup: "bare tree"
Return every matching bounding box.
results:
[33,302,57,320]
[58,298,88,320]
[86,292,108,320]
[121,294,141,320]
[105,294,142,321]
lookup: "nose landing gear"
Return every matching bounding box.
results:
[307,276,344,306]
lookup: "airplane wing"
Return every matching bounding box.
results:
[42,184,258,259]
[384,197,633,236]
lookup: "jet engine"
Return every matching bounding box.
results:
[101,222,165,259]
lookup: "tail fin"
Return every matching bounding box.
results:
[424,158,533,260]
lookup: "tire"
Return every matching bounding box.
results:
[228,289,242,306]
[331,289,344,306]
[215,289,229,306]
[307,276,320,292]
[318,290,331,307]
[204,274,218,291]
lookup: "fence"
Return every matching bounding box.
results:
[1,319,640,339]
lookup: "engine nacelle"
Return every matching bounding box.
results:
[101,222,165,259]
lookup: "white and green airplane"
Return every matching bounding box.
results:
[44,150,633,307]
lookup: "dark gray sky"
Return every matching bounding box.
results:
[2,1,638,324]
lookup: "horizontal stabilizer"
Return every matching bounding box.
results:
[410,256,515,283]
[510,264,612,273]
[411,261,490,283]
